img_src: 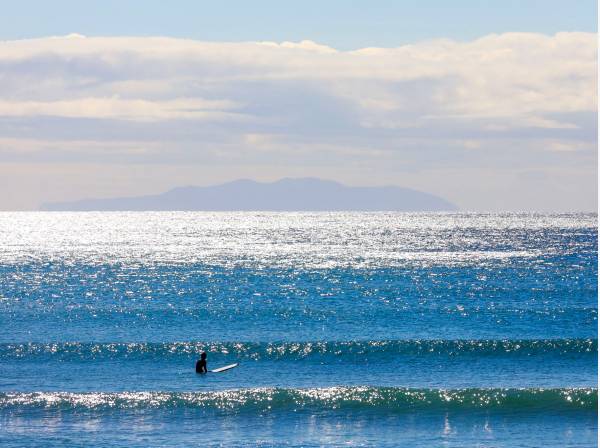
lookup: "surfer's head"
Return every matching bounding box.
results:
[201,352,207,360]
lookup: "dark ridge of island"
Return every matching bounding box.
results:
[40,178,458,211]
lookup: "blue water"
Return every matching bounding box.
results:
[0,212,597,447]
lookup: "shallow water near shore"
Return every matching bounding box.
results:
[0,212,597,447]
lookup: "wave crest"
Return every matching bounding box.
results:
[1,387,595,413]
[1,339,595,361]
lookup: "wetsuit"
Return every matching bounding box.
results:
[196,359,207,373]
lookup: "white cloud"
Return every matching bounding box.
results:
[0,33,596,210]
[545,140,595,152]
[0,97,243,121]
[1,33,595,115]
[0,137,158,154]
[258,39,338,54]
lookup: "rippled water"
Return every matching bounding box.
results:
[0,212,597,447]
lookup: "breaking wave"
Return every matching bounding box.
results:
[1,339,595,361]
[1,387,595,413]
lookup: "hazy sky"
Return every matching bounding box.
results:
[0,1,597,211]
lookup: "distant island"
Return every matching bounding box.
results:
[40,178,458,211]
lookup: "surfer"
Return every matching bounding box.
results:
[195,352,208,373]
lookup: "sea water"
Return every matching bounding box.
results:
[0,212,596,447]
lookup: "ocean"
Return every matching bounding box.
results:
[0,212,597,447]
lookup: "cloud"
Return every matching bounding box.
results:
[0,97,243,121]
[0,33,596,210]
[1,33,595,114]
[258,39,338,54]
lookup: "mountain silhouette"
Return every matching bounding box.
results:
[40,178,458,211]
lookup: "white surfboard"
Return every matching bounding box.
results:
[210,363,239,373]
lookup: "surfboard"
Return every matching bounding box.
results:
[210,363,239,373]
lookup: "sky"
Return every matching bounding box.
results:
[0,0,597,211]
